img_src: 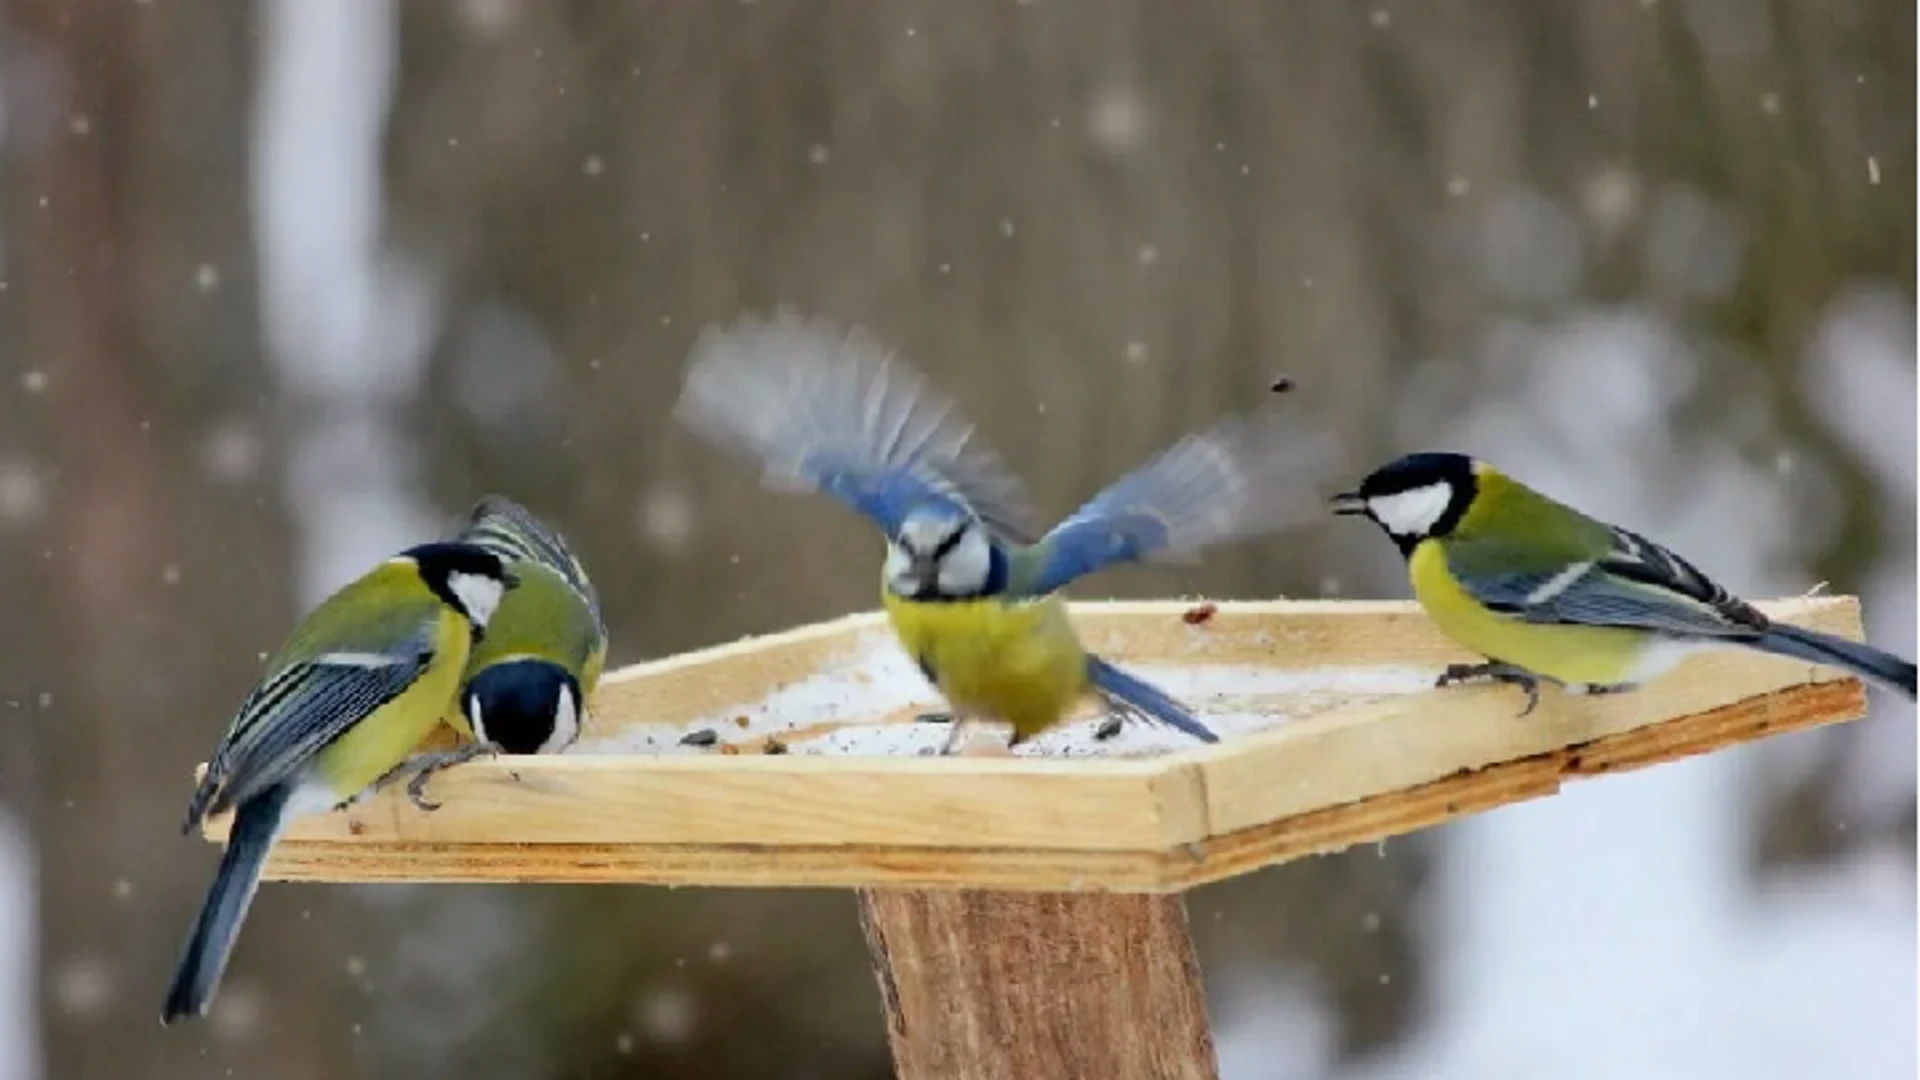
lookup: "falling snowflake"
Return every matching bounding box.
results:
[200,420,265,484]
[0,459,46,525]
[636,486,696,554]
[1087,85,1148,151]
[638,986,697,1044]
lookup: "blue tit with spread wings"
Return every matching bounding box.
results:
[676,311,1335,749]
[1332,451,1916,713]
[162,542,516,1024]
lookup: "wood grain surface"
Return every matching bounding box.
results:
[858,889,1218,1080]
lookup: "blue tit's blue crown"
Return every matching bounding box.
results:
[897,499,973,538]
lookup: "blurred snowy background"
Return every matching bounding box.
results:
[0,1,1911,1078]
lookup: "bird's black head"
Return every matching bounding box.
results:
[402,541,519,632]
[462,659,583,755]
[1329,452,1478,554]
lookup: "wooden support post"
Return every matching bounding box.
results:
[857,889,1219,1080]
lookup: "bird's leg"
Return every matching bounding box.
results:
[939,709,1016,755]
[937,713,972,755]
[1435,660,1543,717]
[912,658,948,726]
[372,742,502,812]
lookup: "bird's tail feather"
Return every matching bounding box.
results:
[1086,657,1219,743]
[1751,624,1916,700]
[161,785,289,1025]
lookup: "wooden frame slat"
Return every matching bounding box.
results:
[195,596,1873,892]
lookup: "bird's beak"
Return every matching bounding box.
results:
[1328,491,1367,516]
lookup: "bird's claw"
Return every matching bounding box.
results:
[1435,661,1542,717]
[1093,716,1125,741]
[1514,679,1542,718]
[387,743,501,813]
[914,711,955,725]
[407,772,443,813]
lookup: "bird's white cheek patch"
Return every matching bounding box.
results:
[467,694,490,744]
[883,544,918,593]
[449,572,505,628]
[544,685,580,753]
[1368,483,1453,536]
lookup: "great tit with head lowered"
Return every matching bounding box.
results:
[454,495,606,753]
[676,311,1336,751]
[372,496,611,808]
[1331,451,1917,711]
[161,541,517,1025]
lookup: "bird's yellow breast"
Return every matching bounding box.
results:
[882,590,1090,740]
[313,607,472,797]
[1409,539,1652,686]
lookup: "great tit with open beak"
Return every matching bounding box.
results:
[676,311,1335,751]
[1331,451,1916,711]
[162,541,517,1024]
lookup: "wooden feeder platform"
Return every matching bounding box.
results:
[196,596,1873,1080]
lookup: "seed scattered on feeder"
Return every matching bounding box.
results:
[1182,602,1218,626]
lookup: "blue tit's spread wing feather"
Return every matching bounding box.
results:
[188,626,438,826]
[457,495,603,627]
[1446,526,1768,639]
[1012,410,1338,596]
[675,311,1040,542]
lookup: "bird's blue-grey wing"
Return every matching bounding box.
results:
[188,633,436,825]
[1447,526,1767,639]
[456,495,603,626]
[675,311,1039,542]
[1010,409,1338,597]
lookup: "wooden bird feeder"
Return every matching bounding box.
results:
[199,596,1872,1079]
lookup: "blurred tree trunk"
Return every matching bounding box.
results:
[0,3,351,1077]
